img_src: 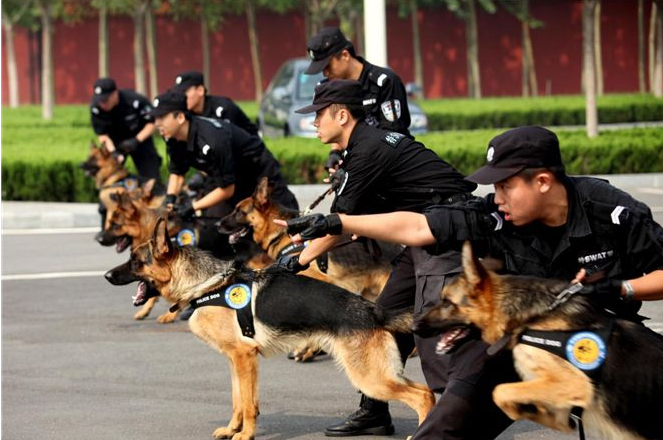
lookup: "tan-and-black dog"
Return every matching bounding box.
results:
[415,242,663,440]
[218,177,402,302]
[105,218,435,440]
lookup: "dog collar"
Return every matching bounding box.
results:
[186,272,256,338]
[276,242,306,259]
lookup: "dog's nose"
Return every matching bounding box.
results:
[95,231,105,244]
[104,270,114,283]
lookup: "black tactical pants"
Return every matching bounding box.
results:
[377,247,518,440]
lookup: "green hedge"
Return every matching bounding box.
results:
[3,127,662,202]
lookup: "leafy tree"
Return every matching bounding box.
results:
[583,0,599,137]
[652,0,663,97]
[2,0,33,107]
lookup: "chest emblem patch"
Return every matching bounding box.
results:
[380,100,401,122]
[225,284,252,309]
[565,331,606,371]
[176,228,196,246]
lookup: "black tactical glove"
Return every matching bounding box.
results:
[329,168,347,191]
[118,137,140,154]
[163,194,177,207]
[580,279,624,303]
[173,198,195,220]
[286,213,343,241]
[274,254,310,274]
[111,150,125,164]
[186,172,206,192]
[325,150,343,170]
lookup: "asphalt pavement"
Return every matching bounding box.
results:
[2,177,663,440]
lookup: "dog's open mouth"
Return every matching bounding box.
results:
[436,326,471,355]
[132,281,148,306]
[228,227,249,244]
[115,236,131,253]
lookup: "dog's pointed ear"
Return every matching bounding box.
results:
[153,217,173,259]
[142,178,156,199]
[461,241,490,287]
[254,177,271,208]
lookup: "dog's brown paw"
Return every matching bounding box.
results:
[133,310,150,320]
[156,311,177,323]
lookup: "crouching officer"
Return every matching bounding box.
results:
[277,79,476,437]
[282,125,663,440]
[150,89,298,228]
[90,77,163,184]
[305,27,412,172]
[172,70,259,136]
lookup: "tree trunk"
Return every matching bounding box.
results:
[133,3,147,95]
[145,2,158,98]
[594,0,603,96]
[246,0,263,102]
[37,1,54,120]
[201,15,210,92]
[654,1,663,97]
[2,16,20,107]
[99,4,109,77]
[650,2,657,92]
[638,0,646,93]
[466,0,481,98]
[583,0,598,138]
[354,9,364,57]
[410,0,424,99]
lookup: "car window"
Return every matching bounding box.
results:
[296,71,323,101]
[271,63,295,92]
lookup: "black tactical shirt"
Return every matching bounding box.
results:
[331,121,476,215]
[166,116,295,207]
[424,176,663,318]
[90,89,153,144]
[200,95,259,136]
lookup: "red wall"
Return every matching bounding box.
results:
[1,0,654,105]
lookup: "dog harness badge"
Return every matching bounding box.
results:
[176,229,196,246]
[565,331,606,371]
[225,284,252,310]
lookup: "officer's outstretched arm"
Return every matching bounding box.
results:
[297,235,342,266]
[338,212,435,247]
[193,185,235,211]
[97,134,116,152]
[136,123,155,143]
[167,174,185,197]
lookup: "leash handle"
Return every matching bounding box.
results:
[548,283,584,311]
[301,187,333,216]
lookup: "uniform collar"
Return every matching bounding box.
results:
[356,57,371,85]
[346,120,370,153]
[186,116,200,153]
[562,176,592,239]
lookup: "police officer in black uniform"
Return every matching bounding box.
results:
[305,27,412,171]
[172,70,259,136]
[277,79,476,437]
[90,77,163,183]
[283,125,663,440]
[150,89,298,225]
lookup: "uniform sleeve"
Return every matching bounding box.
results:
[331,147,391,214]
[423,199,498,255]
[90,107,110,135]
[376,73,412,134]
[166,140,189,175]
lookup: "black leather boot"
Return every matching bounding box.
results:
[324,394,394,437]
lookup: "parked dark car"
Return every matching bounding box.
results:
[258,58,428,138]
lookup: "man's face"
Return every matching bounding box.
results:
[323,52,350,80]
[98,90,119,112]
[313,106,343,144]
[154,112,181,140]
[493,174,543,226]
[184,85,205,111]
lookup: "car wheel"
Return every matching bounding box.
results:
[284,124,291,137]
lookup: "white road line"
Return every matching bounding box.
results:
[638,188,663,195]
[1,271,106,281]
[1,227,98,235]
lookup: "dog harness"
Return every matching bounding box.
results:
[188,272,256,338]
[100,176,138,191]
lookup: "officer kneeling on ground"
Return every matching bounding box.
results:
[281,125,663,440]
[150,89,298,241]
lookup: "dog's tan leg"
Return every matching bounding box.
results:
[156,309,178,323]
[213,344,259,440]
[334,331,435,424]
[212,357,243,439]
[133,296,158,320]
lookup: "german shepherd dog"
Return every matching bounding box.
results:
[105,219,435,440]
[81,142,139,250]
[218,177,401,302]
[415,242,663,440]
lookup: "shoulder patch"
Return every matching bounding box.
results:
[199,116,223,128]
[215,106,224,118]
[133,99,140,109]
[382,132,406,148]
[376,73,388,87]
[91,107,100,115]
[610,205,628,225]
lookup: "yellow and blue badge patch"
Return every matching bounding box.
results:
[225,284,252,310]
[176,228,196,246]
[565,331,607,371]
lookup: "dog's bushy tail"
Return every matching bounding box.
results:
[379,307,414,333]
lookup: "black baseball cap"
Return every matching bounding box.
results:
[305,27,353,75]
[295,80,364,114]
[92,78,116,104]
[173,71,205,92]
[466,126,564,184]
[148,89,188,117]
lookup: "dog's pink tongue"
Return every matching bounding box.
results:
[132,281,147,306]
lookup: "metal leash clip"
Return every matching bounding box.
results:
[548,283,584,311]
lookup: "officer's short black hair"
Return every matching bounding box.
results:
[329,103,365,121]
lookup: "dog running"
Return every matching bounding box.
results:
[415,242,663,440]
[105,218,434,440]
